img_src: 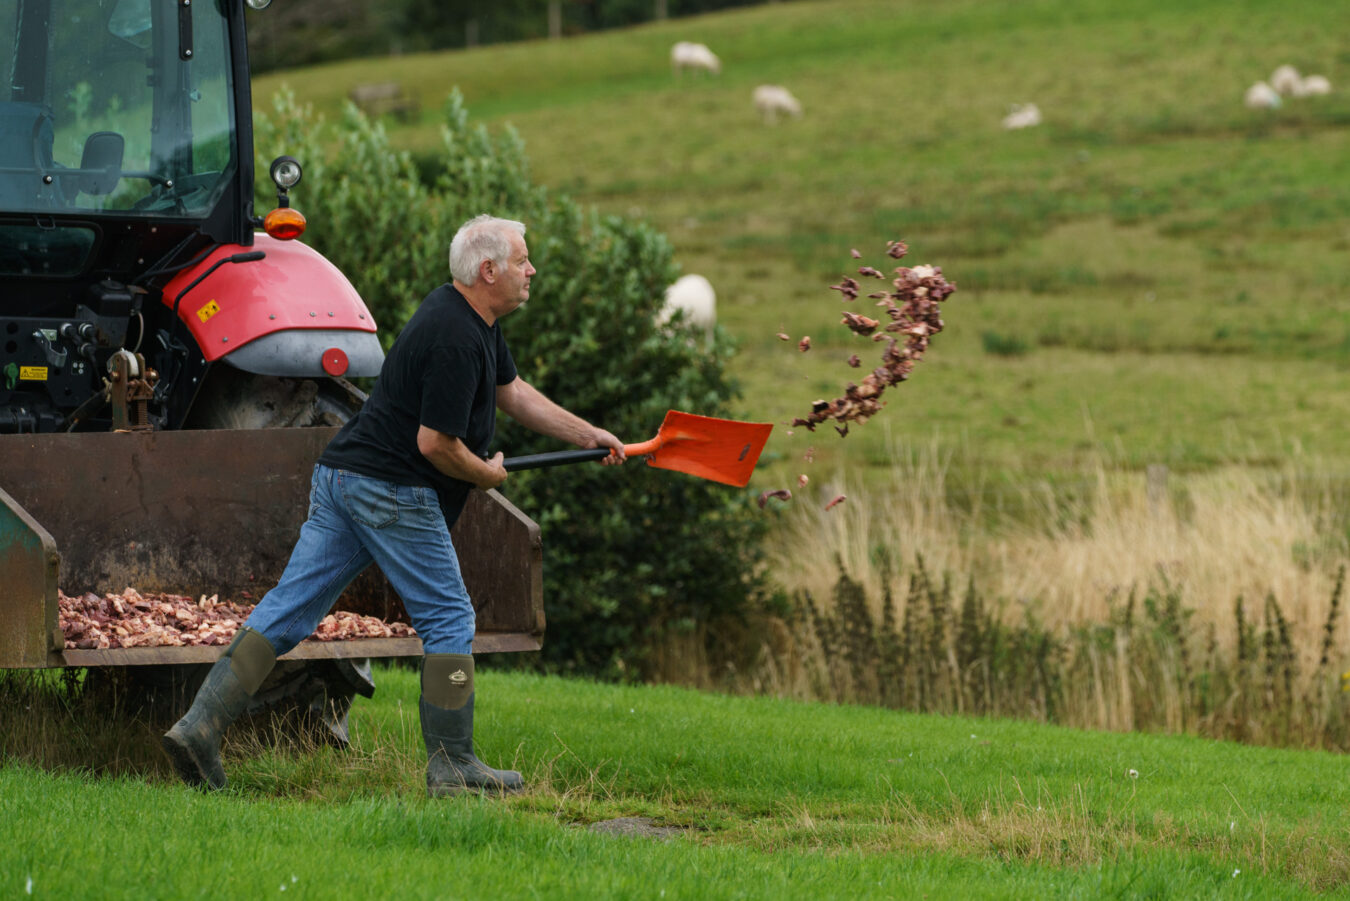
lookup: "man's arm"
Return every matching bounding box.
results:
[496,377,626,463]
[417,426,508,489]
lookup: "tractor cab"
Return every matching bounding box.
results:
[1,0,252,252]
[0,0,381,434]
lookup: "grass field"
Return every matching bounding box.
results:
[3,666,1349,898]
[255,0,1350,489]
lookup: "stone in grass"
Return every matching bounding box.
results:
[588,817,685,841]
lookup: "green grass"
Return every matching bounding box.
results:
[3,666,1349,897]
[254,0,1350,491]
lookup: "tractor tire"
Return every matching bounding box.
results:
[182,366,364,430]
[245,656,377,748]
[92,657,376,749]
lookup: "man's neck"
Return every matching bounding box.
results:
[453,280,496,326]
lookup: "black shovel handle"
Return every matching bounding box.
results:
[503,447,614,472]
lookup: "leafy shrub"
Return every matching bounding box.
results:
[254,90,770,678]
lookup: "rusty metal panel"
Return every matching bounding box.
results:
[61,637,425,667]
[0,429,339,598]
[458,488,544,640]
[0,428,543,668]
[0,486,62,667]
[57,629,540,668]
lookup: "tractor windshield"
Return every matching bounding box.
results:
[0,0,236,218]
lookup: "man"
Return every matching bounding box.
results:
[162,214,625,796]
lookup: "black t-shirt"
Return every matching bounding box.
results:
[319,284,518,526]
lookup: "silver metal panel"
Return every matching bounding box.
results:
[223,329,384,377]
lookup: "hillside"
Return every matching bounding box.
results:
[254,0,1350,487]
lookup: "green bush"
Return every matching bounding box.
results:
[254,90,770,678]
[979,329,1031,358]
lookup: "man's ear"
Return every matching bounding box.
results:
[479,259,496,284]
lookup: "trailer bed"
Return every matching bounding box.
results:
[0,428,543,669]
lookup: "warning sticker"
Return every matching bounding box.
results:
[19,366,48,381]
[197,300,221,323]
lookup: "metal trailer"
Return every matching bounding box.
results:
[0,427,543,736]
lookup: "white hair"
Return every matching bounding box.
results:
[449,214,526,285]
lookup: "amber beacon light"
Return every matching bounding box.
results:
[264,206,307,240]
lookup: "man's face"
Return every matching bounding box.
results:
[491,232,536,313]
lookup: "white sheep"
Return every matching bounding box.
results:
[671,42,721,75]
[1300,74,1331,95]
[657,274,716,339]
[1244,81,1281,109]
[1000,102,1041,130]
[752,85,803,123]
[1270,65,1302,96]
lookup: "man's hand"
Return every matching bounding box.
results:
[477,451,509,489]
[585,428,627,466]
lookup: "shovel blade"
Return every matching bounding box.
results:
[644,411,773,487]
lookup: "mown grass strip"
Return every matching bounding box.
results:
[3,667,1347,896]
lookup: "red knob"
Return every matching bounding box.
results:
[321,347,349,377]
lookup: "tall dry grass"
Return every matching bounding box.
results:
[651,443,1350,750]
[771,446,1348,675]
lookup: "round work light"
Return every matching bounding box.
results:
[269,155,302,191]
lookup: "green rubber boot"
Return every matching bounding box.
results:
[161,627,276,790]
[420,654,523,797]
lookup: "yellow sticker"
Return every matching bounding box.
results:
[19,366,47,381]
[197,300,221,323]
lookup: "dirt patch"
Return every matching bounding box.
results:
[587,817,686,841]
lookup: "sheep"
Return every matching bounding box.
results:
[1270,65,1302,96]
[657,274,716,340]
[1244,81,1281,109]
[1000,102,1041,130]
[1264,66,1330,99]
[671,42,721,76]
[752,85,803,123]
[1300,74,1331,96]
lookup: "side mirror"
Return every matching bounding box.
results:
[79,132,125,196]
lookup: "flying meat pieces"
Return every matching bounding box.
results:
[791,240,955,433]
[57,587,415,650]
[760,241,954,514]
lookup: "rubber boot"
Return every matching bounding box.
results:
[420,654,523,797]
[161,627,276,790]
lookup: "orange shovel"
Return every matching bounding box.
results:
[504,411,773,487]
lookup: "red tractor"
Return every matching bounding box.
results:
[0,0,542,741]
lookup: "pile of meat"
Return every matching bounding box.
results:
[792,240,956,436]
[58,587,416,650]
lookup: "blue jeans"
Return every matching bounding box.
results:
[243,464,475,656]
